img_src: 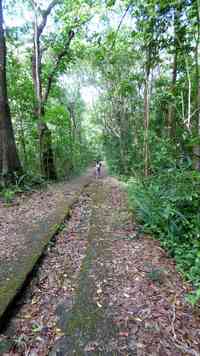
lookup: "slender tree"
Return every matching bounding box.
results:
[0,0,21,184]
[193,0,200,170]
[32,0,75,179]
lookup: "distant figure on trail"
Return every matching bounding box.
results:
[95,160,102,178]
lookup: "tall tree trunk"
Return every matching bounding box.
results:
[39,118,57,179]
[121,99,131,174]
[31,0,74,179]
[0,0,21,184]
[144,49,150,177]
[167,4,181,139]
[19,114,27,167]
[32,3,57,180]
[167,50,177,138]
[193,0,200,170]
[116,98,128,174]
[67,104,75,174]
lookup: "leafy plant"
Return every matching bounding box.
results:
[127,169,200,304]
[2,189,16,204]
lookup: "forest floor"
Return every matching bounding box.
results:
[0,169,200,355]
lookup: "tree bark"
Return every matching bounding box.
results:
[193,0,200,170]
[32,1,57,180]
[19,114,27,167]
[31,1,74,180]
[144,48,151,177]
[167,4,181,140]
[39,118,57,179]
[167,50,177,138]
[67,103,76,173]
[0,0,21,184]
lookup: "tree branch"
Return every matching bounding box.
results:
[42,31,75,105]
[67,103,77,129]
[38,0,60,38]
[40,10,92,105]
[111,4,131,49]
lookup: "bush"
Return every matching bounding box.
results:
[1,189,16,204]
[0,172,47,203]
[127,169,200,303]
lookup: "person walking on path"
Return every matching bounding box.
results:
[95,160,102,178]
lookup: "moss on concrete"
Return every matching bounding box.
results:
[52,183,118,355]
[0,176,92,323]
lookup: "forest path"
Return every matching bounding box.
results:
[0,174,200,355]
[0,167,95,322]
[0,167,95,265]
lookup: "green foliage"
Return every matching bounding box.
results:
[106,0,116,7]
[1,189,16,204]
[127,169,200,303]
[186,288,200,306]
[0,171,48,203]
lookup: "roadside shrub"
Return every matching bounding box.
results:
[127,169,200,303]
[0,172,47,203]
[1,189,16,204]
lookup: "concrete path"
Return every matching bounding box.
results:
[0,168,94,321]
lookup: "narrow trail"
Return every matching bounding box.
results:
[0,174,200,355]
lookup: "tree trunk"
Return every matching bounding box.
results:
[0,0,21,184]
[32,3,57,180]
[167,5,183,140]
[193,0,200,170]
[19,114,27,167]
[31,1,75,180]
[144,51,150,177]
[115,99,128,174]
[35,107,57,180]
[38,119,57,179]
[67,105,75,175]
[167,50,177,138]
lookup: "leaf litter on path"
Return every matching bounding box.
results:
[0,174,200,355]
[0,191,92,355]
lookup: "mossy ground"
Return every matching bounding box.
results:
[52,181,120,355]
[0,169,93,323]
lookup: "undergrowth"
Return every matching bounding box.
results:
[127,169,200,305]
[0,173,47,204]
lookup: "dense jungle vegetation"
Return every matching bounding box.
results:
[1,0,200,302]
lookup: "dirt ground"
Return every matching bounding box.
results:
[0,173,200,355]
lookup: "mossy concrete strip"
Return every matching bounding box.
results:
[0,175,93,322]
[51,181,118,355]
